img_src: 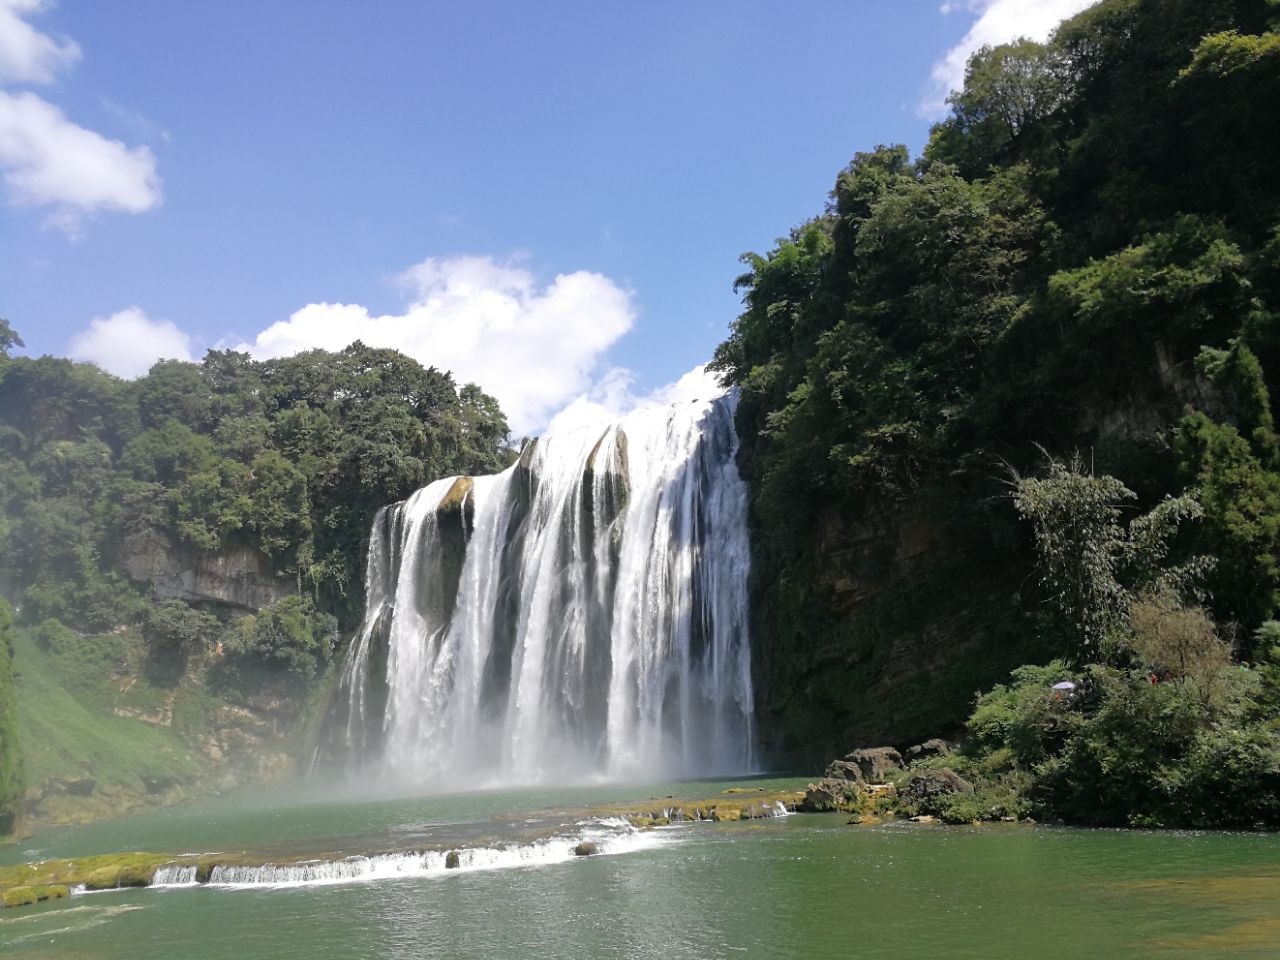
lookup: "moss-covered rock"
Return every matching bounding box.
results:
[594,787,803,824]
[801,777,867,813]
[0,851,173,899]
[1,884,68,908]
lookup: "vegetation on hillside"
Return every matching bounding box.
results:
[0,326,510,630]
[711,0,1280,784]
[0,325,512,822]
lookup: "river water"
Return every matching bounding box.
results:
[3,778,1279,958]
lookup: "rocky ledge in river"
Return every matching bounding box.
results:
[800,740,1016,826]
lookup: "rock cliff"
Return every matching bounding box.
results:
[122,530,296,613]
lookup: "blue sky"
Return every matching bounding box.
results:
[0,0,1093,434]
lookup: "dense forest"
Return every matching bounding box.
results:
[0,332,512,833]
[712,0,1280,825]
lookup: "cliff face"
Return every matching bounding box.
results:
[751,489,1042,768]
[750,345,1213,768]
[122,530,297,613]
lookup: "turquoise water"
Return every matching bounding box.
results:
[4,782,1280,958]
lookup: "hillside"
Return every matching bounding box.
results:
[0,337,512,833]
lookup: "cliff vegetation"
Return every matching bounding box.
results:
[711,0,1280,781]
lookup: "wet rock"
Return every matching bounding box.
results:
[905,739,953,763]
[444,850,461,869]
[902,768,974,805]
[573,842,600,857]
[843,747,903,782]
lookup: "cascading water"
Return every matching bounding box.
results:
[323,392,753,787]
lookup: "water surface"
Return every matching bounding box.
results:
[3,782,1279,959]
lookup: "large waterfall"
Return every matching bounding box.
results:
[325,392,754,788]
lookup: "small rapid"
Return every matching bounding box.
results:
[142,819,672,891]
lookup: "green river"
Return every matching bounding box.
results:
[3,777,1279,959]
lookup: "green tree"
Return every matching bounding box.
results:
[1011,452,1202,662]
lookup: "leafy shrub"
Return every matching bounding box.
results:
[225,596,337,679]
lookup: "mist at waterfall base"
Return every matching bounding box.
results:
[316,391,755,793]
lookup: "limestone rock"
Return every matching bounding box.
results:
[843,747,903,782]
[123,529,295,613]
[801,778,863,812]
[903,768,974,805]
[905,739,953,763]
[864,782,898,801]
[823,759,865,783]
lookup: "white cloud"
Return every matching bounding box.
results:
[68,306,194,378]
[0,3,161,234]
[0,91,161,233]
[922,0,1098,118]
[240,255,637,436]
[543,362,725,437]
[76,260,719,435]
[0,0,79,84]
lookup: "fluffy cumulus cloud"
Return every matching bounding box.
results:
[543,363,725,437]
[0,1,161,233]
[240,255,638,436]
[922,0,1099,117]
[0,91,161,231]
[68,307,194,378]
[0,0,79,84]
[76,257,721,433]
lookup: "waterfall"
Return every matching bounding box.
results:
[326,392,753,787]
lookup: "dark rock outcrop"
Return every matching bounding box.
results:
[905,739,953,762]
[903,768,974,805]
[843,747,903,782]
[823,759,865,783]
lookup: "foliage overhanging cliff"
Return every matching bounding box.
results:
[711,0,1280,762]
